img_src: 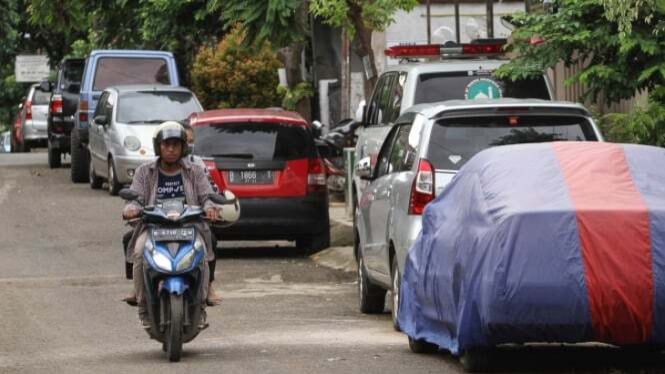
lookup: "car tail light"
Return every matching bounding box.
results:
[408,159,435,215]
[203,159,216,171]
[79,99,88,122]
[50,94,63,114]
[25,101,32,120]
[307,158,327,193]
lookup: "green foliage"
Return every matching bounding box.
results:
[598,99,665,146]
[278,82,314,111]
[190,26,284,109]
[496,0,665,106]
[217,0,307,48]
[309,0,418,38]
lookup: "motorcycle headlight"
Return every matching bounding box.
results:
[152,251,173,272]
[176,250,196,272]
[124,136,141,152]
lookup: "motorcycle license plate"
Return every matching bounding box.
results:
[228,170,273,184]
[152,228,195,242]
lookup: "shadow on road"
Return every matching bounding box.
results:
[215,243,310,259]
[431,344,665,373]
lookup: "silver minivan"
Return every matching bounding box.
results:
[354,99,604,330]
[88,85,203,195]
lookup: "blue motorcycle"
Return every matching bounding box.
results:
[120,188,228,361]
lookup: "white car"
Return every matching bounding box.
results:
[354,99,604,330]
[88,85,203,195]
[352,42,557,206]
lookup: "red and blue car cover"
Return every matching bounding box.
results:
[398,142,665,355]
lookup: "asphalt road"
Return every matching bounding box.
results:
[1,151,664,374]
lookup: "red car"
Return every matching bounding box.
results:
[189,109,330,252]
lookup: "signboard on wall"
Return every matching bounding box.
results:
[15,55,50,82]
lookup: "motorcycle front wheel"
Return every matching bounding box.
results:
[165,293,184,362]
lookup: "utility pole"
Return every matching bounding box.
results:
[455,0,461,43]
[486,0,494,38]
[426,0,431,44]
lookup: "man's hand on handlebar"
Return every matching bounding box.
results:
[205,207,220,222]
[123,206,142,220]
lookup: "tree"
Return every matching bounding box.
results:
[216,0,312,117]
[190,25,283,109]
[309,0,418,98]
[497,0,665,145]
[496,0,665,106]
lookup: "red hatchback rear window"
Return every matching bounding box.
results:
[193,122,316,161]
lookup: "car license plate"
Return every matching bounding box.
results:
[152,228,195,242]
[228,170,273,184]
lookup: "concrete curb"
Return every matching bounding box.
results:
[310,205,356,273]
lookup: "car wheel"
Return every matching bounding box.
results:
[108,159,121,196]
[70,128,90,183]
[358,252,386,314]
[47,139,61,168]
[89,156,103,189]
[391,255,402,331]
[460,349,491,373]
[296,230,331,256]
[408,336,438,354]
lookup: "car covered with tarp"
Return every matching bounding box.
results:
[399,141,665,364]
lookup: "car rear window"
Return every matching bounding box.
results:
[93,57,170,91]
[117,91,201,124]
[427,115,597,170]
[32,88,51,105]
[193,122,316,161]
[414,72,550,104]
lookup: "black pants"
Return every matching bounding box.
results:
[123,230,216,282]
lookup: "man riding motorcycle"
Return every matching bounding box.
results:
[122,121,220,326]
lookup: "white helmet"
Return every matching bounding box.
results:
[215,189,241,227]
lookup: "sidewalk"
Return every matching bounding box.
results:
[310,202,356,273]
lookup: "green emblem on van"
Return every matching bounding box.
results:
[465,78,503,100]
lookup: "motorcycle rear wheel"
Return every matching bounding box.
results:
[165,293,184,362]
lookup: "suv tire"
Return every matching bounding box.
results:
[296,229,330,255]
[358,252,386,314]
[391,255,402,331]
[70,128,89,183]
[408,336,438,354]
[48,140,61,168]
[89,156,103,189]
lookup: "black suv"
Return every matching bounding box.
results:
[44,58,84,168]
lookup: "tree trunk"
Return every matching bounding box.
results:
[347,2,378,100]
[278,44,312,122]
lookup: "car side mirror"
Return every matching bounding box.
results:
[94,114,108,127]
[354,100,366,124]
[119,188,140,201]
[39,80,52,92]
[356,156,372,180]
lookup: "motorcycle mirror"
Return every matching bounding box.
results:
[119,188,140,201]
[354,100,366,124]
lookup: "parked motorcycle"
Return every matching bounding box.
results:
[119,188,230,362]
[312,119,359,194]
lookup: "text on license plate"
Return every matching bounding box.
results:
[152,228,195,242]
[229,170,274,184]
